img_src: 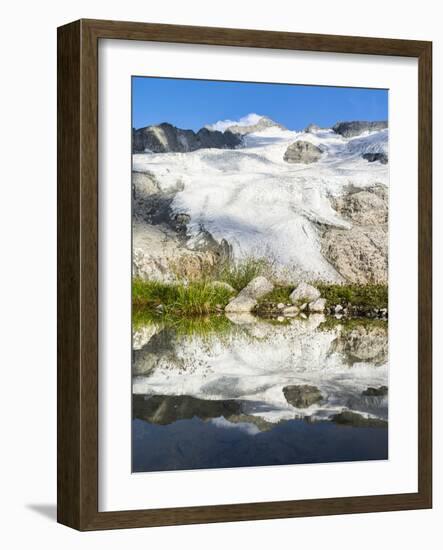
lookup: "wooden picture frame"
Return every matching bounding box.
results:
[57,18,432,530]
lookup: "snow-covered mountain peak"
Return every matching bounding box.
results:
[206,113,285,134]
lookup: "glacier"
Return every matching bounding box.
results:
[132,115,388,283]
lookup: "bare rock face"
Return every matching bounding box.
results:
[283,385,323,408]
[322,185,388,284]
[225,276,273,313]
[290,282,321,304]
[331,186,388,226]
[332,120,387,138]
[283,140,323,164]
[322,225,387,284]
[132,170,229,282]
[133,233,219,282]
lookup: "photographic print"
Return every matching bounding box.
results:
[131,77,389,473]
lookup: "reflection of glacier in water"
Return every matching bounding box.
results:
[132,314,388,472]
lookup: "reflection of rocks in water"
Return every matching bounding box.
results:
[330,410,388,428]
[133,328,183,375]
[330,323,388,366]
[133,394,241,425]
[343,394,388,420]
[362,385,388,396]
[226,413,276,432]
[283,385,323,408]
[133,316,388,424]
[133,324,159,350]
[134,393,278,432]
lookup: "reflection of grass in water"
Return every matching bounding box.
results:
[133,307,234,337]
[133,278,234,315]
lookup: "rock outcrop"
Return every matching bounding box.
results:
[133,122,242,153]
[132,170,229,282]
[332,120,388,138]
[322,185,388,284]
[322,226,387,284]
[283,140,323,164]
[330,186,388,226]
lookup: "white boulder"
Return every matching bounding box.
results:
[290,282,321,304]
[225,276,273,313]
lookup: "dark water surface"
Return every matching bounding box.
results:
[133,416,388,472]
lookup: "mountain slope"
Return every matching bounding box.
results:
[133,116,388,284]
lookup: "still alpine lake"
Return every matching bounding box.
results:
[132,313,388,472]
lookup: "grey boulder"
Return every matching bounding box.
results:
[283,140,323,164]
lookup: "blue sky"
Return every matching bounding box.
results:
[132,76,388,131]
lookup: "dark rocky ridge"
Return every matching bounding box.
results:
[133,122,242,153]
[333,120,388,138]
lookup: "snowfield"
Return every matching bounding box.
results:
[133,116,388,282]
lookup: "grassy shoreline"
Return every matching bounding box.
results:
[133,277,388,316]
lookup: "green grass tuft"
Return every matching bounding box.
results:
[257,286,293,304]
[132,278,234,315]
[215,256,274,291]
